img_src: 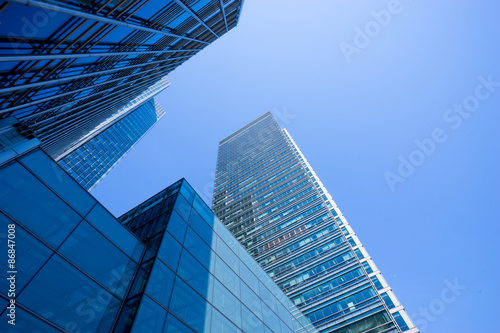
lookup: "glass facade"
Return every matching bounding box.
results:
[0,143,316,332]
[0,0,244,157]
[58,97,165,191]
[212,113,419,333]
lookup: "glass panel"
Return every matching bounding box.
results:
[163,314,195,333]
[18,255,121,332]
[262,302,281,333]
[86,204,144,262]
[214,255,240,297]
[131,295,167,333]
[173,193,191,222]
[59,221,136,298]
[215,235,239,273]
[177,249,213,301]
[183,227,215,270]
[239,263,259,291]
[145,259,176,308]
[188,210,214,247]
[240,282,262,320]
[180,180,195,204]
[0,213,52,292]
[167,211,188,243]
[259,281,277,313]
[212,279,241,328]
[241,304,265,332]
[192,193,215,227]
[169,278,211,332]
[157,232,182,270]
[20,150,95,216]
[211,307,242,333]
[0,307,60,333]
[0,162,81,248]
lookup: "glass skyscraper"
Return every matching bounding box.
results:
[0,132,316,332]
[58,97,165,191]
[0,0,244,156]
[212,112,418,333]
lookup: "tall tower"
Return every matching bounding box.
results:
[0,0,244,157]
[212,112,418,333]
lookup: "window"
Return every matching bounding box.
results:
[131,295,167,332]
[145,260,176,308]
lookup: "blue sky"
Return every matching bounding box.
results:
[92,1,500,332]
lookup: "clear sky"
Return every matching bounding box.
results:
[92,1,500,332]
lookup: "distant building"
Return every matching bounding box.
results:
[0,132,316,332]
[212,112,419,333]
[57,87,166,190]
[0,0,244,157]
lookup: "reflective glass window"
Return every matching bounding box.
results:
[192,193,215,227]
[216,235,239,273]
[259,281,277,313]
[212,279,241,328]
[241,304,265,332]
[169,278,211,332]
[173,194,191,222]
[167,211,188,243]
[183,227,215,270]
[211,307,242,333]
[145,260,176,308]
[86,204,144,262]
[59,221,136,298]
[0,162,81,248]
[180,181,195,204]
[18,255,121,332]
[262,302,281,333]
[188,210,214,247]
[20,150,95,215]
[214,255,240,297]
[158,232,182,271]
[0,307,60,333]
[177,250,213,301]
[240,282,262,320]
[163,314,194,333]
[239,262,259,291]
[0,213,52,292]
[131,295,167,333]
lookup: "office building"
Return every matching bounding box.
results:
[0,130,316,332]
[212,113,418,333]
[57,96,166,191]
[0,0,244,157]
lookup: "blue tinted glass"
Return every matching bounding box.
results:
[163,314,194,333]
[180,180,195,204]
[214,255,240,297]
[167,211,188,242]
[192,194,215,227]
[59,221,136,298]
[211,307,242,333]
[146,259,175,308]
[216,235,239,273]
[212,279,241,328]
[183,227,215,270]
[280,318,294,333]
[20,150,95,216]
[131,295,167,333]
[188,210,214,247]
[86,204,144,262]
[0,162,81,248]
[371,276,383,290]
[241,304,265,332]
[262,303,281,333]
[393,312,409,330]
[259,281,277,313]
[240,281,262,320]
[173,194,191,222]
[381,293,395,309]
[216,225,239,253]
[239,262,259,291]
[169,278,211,332]
[18,255,121,332]
[0,307,60,333]
[177,250,213,301]
[0,213,52,292]
[158,232,182,270]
